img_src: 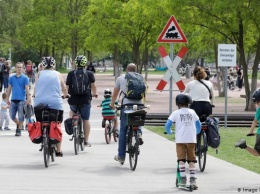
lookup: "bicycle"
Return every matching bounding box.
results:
[123,105,147,171]
[101,107,120,144]
[196,121,208,172]
[39,109,59,168]
[69,105,85,155]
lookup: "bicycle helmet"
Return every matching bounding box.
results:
[42,56,56,68]
[176,93,192,106]
[75,55,87,67]
[252,89,260,103]
[104,89,112,98]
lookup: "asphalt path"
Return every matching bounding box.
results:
[0,73,259,194]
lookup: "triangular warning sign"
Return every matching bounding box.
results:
[157,16,188,43]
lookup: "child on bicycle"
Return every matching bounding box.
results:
[0,92,10,130]
[98,89,119,136]
[165,93,201,189]
[235,89,260,156]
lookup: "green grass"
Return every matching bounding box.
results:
[145,126,260,174]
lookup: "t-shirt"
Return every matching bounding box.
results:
[167,108,199,143]
[100,97,116,117]
[183,80,213,102]
[9,74,29,101]
[66,69,95,105]
[0,100,8,113]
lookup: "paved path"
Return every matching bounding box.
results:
[0,73,259,194]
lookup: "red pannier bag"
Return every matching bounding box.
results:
[28,122,42,144]
[49,122,62,144]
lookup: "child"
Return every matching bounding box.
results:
[0,92,10,130]
[99,89,119,136]
[165,93,201,189]
[235,89,260,156]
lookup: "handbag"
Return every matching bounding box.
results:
[49,122,63,144]
[198,80,212,100]
[28,122,42,144]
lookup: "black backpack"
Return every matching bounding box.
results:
[124,72,146,100]
[71,69,90,96]
[206,117,220,149]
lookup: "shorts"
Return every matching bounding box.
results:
[190,101,212,122]
[254,134,260,154]
[176,143,196,162]
[70,103,91,120]
[10,100,25,122]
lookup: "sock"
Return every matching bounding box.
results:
[189,168,196,178]
[179,164,186,177]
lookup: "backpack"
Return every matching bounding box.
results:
[206,117,220,148]
[26,64,33,75]
[124,72,146,100]
[71,69,90,96]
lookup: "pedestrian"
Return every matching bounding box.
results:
[204,67,210,80]
[66,55,98,147]
[34,56,68,156]
[25,60,33,89]
[0,58,5,92]
[183,66,214,122]
[6,62,31,136]
[98,89,119,136]
[165,93,201,189]
[110,63,145,163]
[0,92,10,131]
[236,68,243,91]
[235,89,260,156]
[86,62,96,74]
[3,61,10,92]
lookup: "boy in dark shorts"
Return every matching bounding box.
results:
[165,94,201,189]
[235,89,260,156]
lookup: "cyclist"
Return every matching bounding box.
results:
[183,66,214,122]
[110,63,144,163]
[66,55,98,147]
[99,89,119,136]
[165,93,201,189]
[235,89,260,156]
[33,56,68,157]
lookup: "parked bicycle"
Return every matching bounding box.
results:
[123,105,147,171]
[69,105,85,155]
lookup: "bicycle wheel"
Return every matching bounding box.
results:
[43,136,50,168]
[198,131,207,172]
[128,130,139,171]
[74,125,80,155]
[104,124,111,144]
[79,120,85,151]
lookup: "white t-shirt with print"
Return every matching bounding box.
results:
[168,107,199,143]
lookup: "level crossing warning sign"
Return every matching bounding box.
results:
[157,16,188,43]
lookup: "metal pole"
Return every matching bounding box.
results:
[169,43,174,115]
[224,66,228,128]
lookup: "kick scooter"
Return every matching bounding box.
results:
[175,162,193,192]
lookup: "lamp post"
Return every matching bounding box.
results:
[9,48,11,60]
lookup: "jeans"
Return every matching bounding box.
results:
[118,107,142,158]
[9,101,25,122]
[3,74,9,90]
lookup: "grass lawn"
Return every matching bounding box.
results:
[145,126,260,174]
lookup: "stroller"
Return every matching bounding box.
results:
[227,75,235,90]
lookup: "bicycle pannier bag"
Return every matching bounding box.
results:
[71,69,90,96]
[64,118,73,135]
[28,122,42,144]
[124,72,146,100]
[49,122,62,144]
[206,117,220,148]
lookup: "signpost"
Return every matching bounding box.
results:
[157,16,188,114]
[218,44,237,128]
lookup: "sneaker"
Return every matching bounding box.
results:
[4,127,11,130]
[15,129,21,136]
[113,129,119,137]
[55,151,63,157]
[114,155,125,163]
[84,142,91,147]
[138,133,144,145]
[179,176,187,186]
[190,177,198,189]
[235,139,247,149]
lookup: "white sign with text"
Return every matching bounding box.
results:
[218,44,236,67]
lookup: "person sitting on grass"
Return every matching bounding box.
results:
[235,89,260,156]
